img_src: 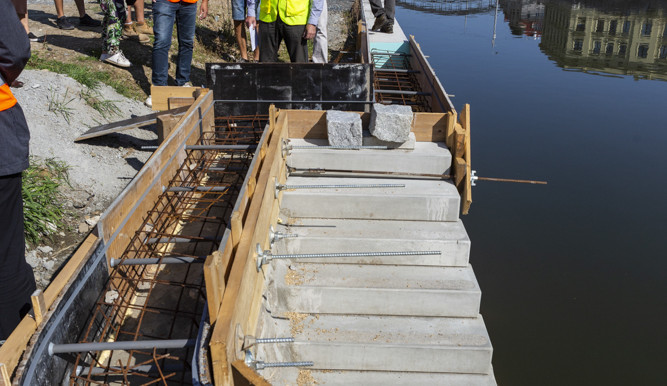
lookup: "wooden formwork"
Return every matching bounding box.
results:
[204,108,473,385]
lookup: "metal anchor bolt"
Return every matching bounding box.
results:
[243,335,294,350]
[244,350,313,371]
[269,225,298,245]
[275,180,405,198]
[256,243,440,271]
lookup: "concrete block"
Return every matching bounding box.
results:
[369,103,413,142]
[268,263,481,317]
[287,138,451,175]
[279,176,460,221]
[363,130,416,149]
[256,313,493,374]
[326,110,363,146]
[274,218,470,267]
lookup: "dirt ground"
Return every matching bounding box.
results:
[18,0,357,289]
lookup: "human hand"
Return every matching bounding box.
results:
[246,16,256,29]
[303,24,316,39]
[199,0,208,19]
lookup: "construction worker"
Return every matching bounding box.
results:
[370,0,394,33]
[245,0,324,62]
[0,1,37,342]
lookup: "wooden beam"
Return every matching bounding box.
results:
[455,157,467,189]
[461,104,472,215]
[0,317,36,380]
[412,113,447,142]
[204,251,225,325]
[150,86,209,111]
[454,124,465,160]
[0,363,11,386]
[30,290,46,326]
[231,360,271,386]
[168,97,195,110]
[156,114,181,144]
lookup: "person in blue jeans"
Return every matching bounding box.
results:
[146,0,208,107]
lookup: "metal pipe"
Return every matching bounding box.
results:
[277,183,405,190]
[374,68,420,73]
[146,236,222,244]
[110,257,205,267]
[288,145,388,150]
[48,339,196,355]
[374,89,432,96]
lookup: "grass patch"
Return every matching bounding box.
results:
[47,87,76,123]
[27,52,137,99]
[22,158,69,245]
[80,88,121,119]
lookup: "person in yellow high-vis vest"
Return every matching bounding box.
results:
[245,0,324,62]
[0,1,37,342]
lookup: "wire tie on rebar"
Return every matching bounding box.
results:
[256,243,440,271]
[244,350,312,371]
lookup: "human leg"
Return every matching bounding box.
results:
[312,0,328,63]
[54,0,64,18]
[174,1,197,85]
[368,0,385,18]
[0,173,36,341]
[280,18,308,63]
[100,0,131,66]
[383,0,395,23]
[258,21,279,62]
[234,20,249,61]
[17,13,30,34]
[152,0,177,85]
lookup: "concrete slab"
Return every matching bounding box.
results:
[267,263,481,317]
[287,138,450,175]
[363,131,416,149]
[256,313,492,374]
[279,176,460,221]
[261,368,497,386]
[273,218,470,267]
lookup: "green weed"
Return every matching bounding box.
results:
[22,158,69,245]
[47,87,76,123]
[80,88,121,119]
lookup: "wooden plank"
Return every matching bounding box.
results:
[44,233,98,306]
[461,104,472,215]
[445,111,457,149]
[100,92,214,262]
[0,317,36,380]
[210,109,287,386]
[156,114,180,144]
[285,110,369,139]
[204,251,225,325]
[150,86,209,111]
[30,290,46,326]
[454,124,465,160]
[0,363,11,386]
[409,36,455,113]
[231,211,243,248]
[168,97,195,110]
[231,360,271,386]
[412,112,447,142]
[455,157,467,189]
[74,106,189,142]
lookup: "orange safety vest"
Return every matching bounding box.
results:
[167,0,198,3]
[0,83,17,111]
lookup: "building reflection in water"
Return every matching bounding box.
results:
[501,0,545,37]
[397,0,497,16]
[533,1,667,81]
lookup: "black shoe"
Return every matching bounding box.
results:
[56,16,75,30]
[79,14,101,27]
[379,20,394,34]
[371,14,387,31]
[28,32,44,42]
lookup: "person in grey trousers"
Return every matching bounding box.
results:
[369,0,394,33]
[0,0,37,342]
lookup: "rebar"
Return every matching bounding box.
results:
[243,335,295,349]
[277,183,405,190]
[256,243,441,271]
[255,361,314,370]
[110,257,205,267]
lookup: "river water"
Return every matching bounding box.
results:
[394,0,667,384]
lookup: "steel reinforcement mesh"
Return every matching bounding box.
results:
[371,49,431,112]
[68,113,268,385]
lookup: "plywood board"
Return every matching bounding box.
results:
[151,86,209,111]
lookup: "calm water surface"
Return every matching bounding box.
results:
[395,1,667,384]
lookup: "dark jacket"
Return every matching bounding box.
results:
[0,0,31,177]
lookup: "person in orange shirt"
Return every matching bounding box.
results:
[0,1,37,342]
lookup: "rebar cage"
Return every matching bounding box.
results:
[371,49,431,112]
[68,113,268,385]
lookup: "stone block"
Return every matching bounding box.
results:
[363,130,416,149]
[369,103,413,142]
[326,110,362,146]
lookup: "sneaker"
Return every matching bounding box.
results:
[100,50,131,68]
[180,82,193,87]
[56,16,74,30]
[79,14,101,27]
[134,21,154,35]
[28,32,43,42]
[145,95,152,107]
[371,14,387,31]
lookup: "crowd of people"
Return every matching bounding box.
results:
[0,0,395,343]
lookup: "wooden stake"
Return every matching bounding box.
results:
[30,290,46,326]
